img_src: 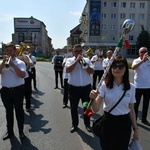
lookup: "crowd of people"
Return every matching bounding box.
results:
[1,42,149,149]
[52,44,150,149]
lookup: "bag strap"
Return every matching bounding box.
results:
[108,90,126,114]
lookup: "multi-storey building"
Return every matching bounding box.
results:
[12,16,52,58]
[79,0,150,57]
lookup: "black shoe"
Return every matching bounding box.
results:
[142,120,150,126]
[26,106,35,112]
[62,105,67,108]
[34,87,38,91]
[26,107,35,112]
[70,126,77,133]
[19,133,25,140]
[61,86,64,89]
[3,132,14,141]
[54,86,58,89]
[86,126,92,132]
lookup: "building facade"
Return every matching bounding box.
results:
[79,0,150,57]
[12,16,52,58]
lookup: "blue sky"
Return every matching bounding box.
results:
[0,0,86,49]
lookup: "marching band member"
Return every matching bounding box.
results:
[62,48,73,108]
[91,49,104,90]
[29,52,37,91]
[103,49,113,69]
[0,43,26,140]
[23,51,34,112]
[65,44,94,133]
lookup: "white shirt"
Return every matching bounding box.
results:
[103,58,109,68]
[24,55,33,78]
[65,56,94,86]
[132,57,150,88]
[1,58,26,87]
[30,55,36,69]
[63,58,69,79]
[91,55,104,70]
[99,82,136,115]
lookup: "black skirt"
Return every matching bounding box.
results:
[99,112,131,150]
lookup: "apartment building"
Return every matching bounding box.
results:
[80,0,150,57]
[12,16,52,58]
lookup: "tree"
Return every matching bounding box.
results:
[136,25,150,51]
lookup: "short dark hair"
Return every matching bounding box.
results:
[105,56,130,90]
[73,44,81,49]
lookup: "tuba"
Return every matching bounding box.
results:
[85,48,94,56]
[16,42,30,70]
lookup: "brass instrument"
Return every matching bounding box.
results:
[16,42,30,70]
[86,48,94,55]
[79,57,88,69]
[4,56,11,69]
[83,48,94,57]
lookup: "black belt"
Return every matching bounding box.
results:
[2,85,24,90]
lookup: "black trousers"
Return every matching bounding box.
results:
[63,78,69,106]
[68,84,91,127]
[92,70,104,90]
[134,88,150,121]
[1,85,25,134]
[31,67,37,89]
[100,113,131,150]
[54,70,63,87]
[24,72,32,109]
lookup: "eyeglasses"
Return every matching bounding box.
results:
[140,51,147,54]
[112,64,125,70]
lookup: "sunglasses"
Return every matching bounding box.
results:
[112,64,125,70]
[140,51,147,54]
[73,50,82,53]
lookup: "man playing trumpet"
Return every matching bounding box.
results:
[132,47,150,126]
[0,42,26,140]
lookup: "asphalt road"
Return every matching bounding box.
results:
[0,61,149,150]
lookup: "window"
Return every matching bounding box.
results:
[74,37,78,44]
[111,2,117,7]
[120,13,126,19]
[111,13,117,19]
[121,2,126,8]
[129,35,134,41]
[140,3,145,8]
[111,35,115,41]
[101,24,106,30]
[101,13,107,19]
[130,2,135,8]
[111,25,116,30]
[102,2,107,7]
[139,14,144,20]
[130,14,135,20]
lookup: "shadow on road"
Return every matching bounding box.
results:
[76,128,101,150]
[24,111,51,134]
[10,135,38,150]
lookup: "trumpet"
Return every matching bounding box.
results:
[147,55,150,61]
[5,56,11,69]
[79,57,88,69]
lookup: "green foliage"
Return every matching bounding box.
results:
[136,26,150,50]
[128,62,132,69]
[36,57,51,62]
